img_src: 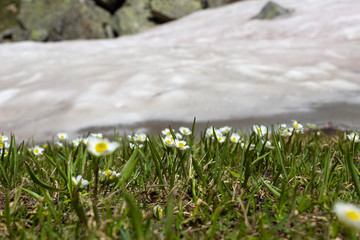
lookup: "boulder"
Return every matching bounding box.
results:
[252,1,291,19]
[0,27,30,42]
[17,0,113,41]
[113,0,155,35]
[150,0,202,22]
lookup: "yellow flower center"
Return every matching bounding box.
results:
[0,137,2,141]
[0,143,3,147]
[232,137,236,141]
[104,170,111,176]
[166,140,172,144]
[34,149,39,154]
[138,136,142,140]
[346,210,360,220]
[95,142,108,153]
[258,129,262,134]
[179,142,185,148]
[159,209,163,217]
[295,124,299,128]
[60,136,64,139]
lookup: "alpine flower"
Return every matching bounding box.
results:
[0,135,8,142]
[162,128,171,135]
[90,133,103,138]
[57,132,68,141]
[179,127,191,136]
[72,175,89,187]
[134,133,147,143]
[219,126,232,134]
[87,137,120,156]
[253,125,267,137]
[230,133,241,143]
[333,202,360,230]
[32,146,44,156]
[163,135,175,147]
[174,139,190,150]
[347,132,360,142]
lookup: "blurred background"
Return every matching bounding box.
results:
[1,0,360,142]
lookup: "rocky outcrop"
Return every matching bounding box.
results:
[150,0,202,22]
[113,0,155,35]
[252,1,291,19]
[16,0,113,41]
[0,0,237,42]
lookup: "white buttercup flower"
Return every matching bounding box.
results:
[347,132,360,142]
[72,175,89,187]
[57,132,68,141]
[134,133,147,143]
[0,142,10,149]
[253,125,267,137]
[179,127,191,136]
[87,137,120,157]
[333,202,360,230]
[90,133,103,138]
[230,133,241,143]
[219,126,232,134]
[163,135,175,147]
[0,135,8,142]
[32,146,44,156]
[174,139,190,150]
[162,128,171,135]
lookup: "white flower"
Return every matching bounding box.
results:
[32,146,44,156]
[277,124,287,130]
[219,126,232,134]
[55,141,63,148]
[72,138,83,147]
[0,142,10,149]
[253,125,267,137]
[134,133,147,143]
[99,170,120,180]
[291,120,304,133]
[0,135,8,142]
[217,135,226,143]
[0,149,9,157]
[57,133,68,141]
[307,123,317,129]
[263,140,275,149]
[163,135,175,147]
[153,205,164,219]
[174,139,190,150]
[129,143,143,149]
[206,126,217,137]
[72,175,89,187]
[230,133,241,143]
[333,202,360,230]
[347,132,360,142]
[90,133,103,138]
[162,128,171,135]
[87,137,120,157]
[175,133,183,140]
[240,142,255,150]
[179,127,191,136]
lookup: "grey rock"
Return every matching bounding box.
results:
[150,0,202,21]
[17,0,113,41]
[0,26,30,42]
[113,0,155,35]
[252,1,291,20]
